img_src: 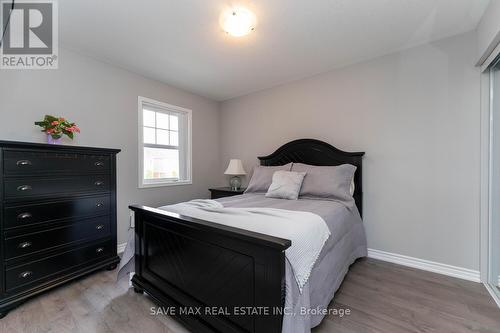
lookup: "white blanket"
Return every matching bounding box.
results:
[159,199,331,292]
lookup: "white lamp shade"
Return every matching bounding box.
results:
[224,159,247,175]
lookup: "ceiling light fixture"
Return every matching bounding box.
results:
[220,7,256,37]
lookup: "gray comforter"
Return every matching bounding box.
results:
[118,193,367,333]
[218,194,367,332]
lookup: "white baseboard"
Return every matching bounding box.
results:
[117,242,127,254]
[367,248,481,283]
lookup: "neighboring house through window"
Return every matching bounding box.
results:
[138,96,192,188]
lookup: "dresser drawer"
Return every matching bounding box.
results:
[3,150,110,175]
[4,216,111,260]
[4,195,110,229]
[4,175,110,200]
[5,240,112,292]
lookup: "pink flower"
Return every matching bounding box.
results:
[59,117,65,122]
[51,121,59,125]
[67,125,81,133]
[46,128,54,134]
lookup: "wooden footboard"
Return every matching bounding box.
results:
[129,205,291,333]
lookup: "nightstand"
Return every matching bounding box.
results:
[209,187,246,199]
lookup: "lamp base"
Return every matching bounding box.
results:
[229,176,241,190]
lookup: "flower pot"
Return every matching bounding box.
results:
[47,135,62,145]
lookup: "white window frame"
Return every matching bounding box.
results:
[138,96,192,188]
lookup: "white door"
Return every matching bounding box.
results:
[489,58,500,297]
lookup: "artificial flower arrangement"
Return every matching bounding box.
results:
[35,115,80,144]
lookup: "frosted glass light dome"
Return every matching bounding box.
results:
[220,7,256,37]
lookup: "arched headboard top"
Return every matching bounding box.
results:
[258,139,365,216]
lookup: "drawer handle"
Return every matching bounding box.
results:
[18,241,32,249]
[96,224,105,230]
[17,185,32,192]
[17,212,33,220]
[94,161,105,167]
[94,181,104,186]
[19,271,33,279]
[96,202,104,208]
[16,160,32,167]
[96,247,104,253]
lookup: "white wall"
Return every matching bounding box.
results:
[0,32,483,272]
[477,0,500,63]
[219,32,481,271]
[0,48,221,245]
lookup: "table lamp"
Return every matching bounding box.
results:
[224,159,246,190]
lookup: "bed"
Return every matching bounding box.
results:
[127,139,366,333]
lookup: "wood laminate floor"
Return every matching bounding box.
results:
[1,258,499,333]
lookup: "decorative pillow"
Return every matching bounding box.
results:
[245,163,292,193]
[291,163,357,207]
[265,171,307,200]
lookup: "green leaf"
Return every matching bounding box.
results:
[45,115,58,122]
[35,121,48,127]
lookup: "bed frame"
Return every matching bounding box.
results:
[129,139,364,333]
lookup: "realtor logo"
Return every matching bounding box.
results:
[1,0,58,69]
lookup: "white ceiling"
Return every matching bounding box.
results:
[60,0,490,101]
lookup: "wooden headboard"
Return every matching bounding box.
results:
[258,139,365,216]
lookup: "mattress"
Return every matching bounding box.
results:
[217,193,367,333]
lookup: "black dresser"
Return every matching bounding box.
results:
[0,141,120,318]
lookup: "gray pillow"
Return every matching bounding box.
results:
[245,163,292,193]
[265,171,307,200]
[291,163,357,207]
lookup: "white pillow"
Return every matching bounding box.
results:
[265,171,307,200]
[350,179,355,196]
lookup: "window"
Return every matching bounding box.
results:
[138,97,192,188]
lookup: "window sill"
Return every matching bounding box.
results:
[139,180,193,189]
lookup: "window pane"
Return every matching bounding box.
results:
[144,147,179,180]
[143,127,156,144]
[143,110,156,127]
[169,115,178,131]
[157,129,169,145]
[156,112,169,129]
[170,131,179,146]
